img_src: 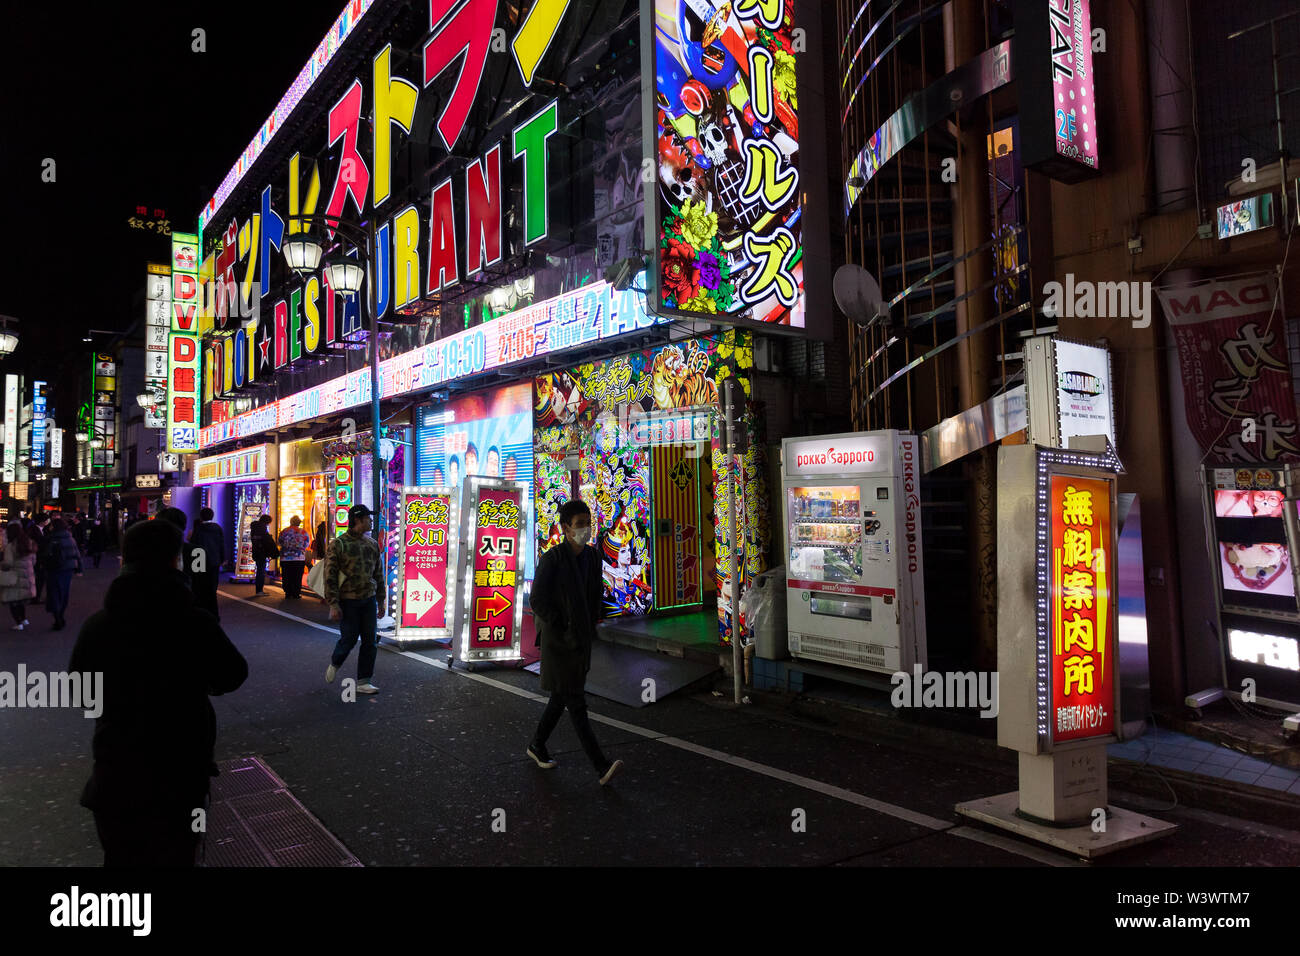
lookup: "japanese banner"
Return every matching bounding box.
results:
[1050,475,1115,743]
[1157,274,1298,463]
[469,486,523,652]
[398,491,452,632]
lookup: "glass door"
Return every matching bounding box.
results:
[787,485,864,586]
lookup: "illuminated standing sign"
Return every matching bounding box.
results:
[1015,0,1100,183]
[454,478,528,662]
[393,487,459,641]
[31,382,46,467]
[646,0,805,327]
[144,264,170,429]
[168,232,201,453]
[333,457,354,536]
[1049,473,1115,742]
[784,436,884,476]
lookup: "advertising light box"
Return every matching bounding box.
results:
[393,487,459,642]
[645,0,805,328]
[453,478,528,663]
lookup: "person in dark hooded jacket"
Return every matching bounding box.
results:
[42,518,82,630]
[69,518,248,867]
[526,499,623,785]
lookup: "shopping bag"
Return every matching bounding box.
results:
[305,558,327,594]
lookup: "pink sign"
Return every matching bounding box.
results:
[1048,0,1098,171]
[469,487,522,651]
[399,493,452,630]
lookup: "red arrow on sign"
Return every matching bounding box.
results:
[474,589,511,622]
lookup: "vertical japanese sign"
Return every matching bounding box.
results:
[1156,274,1297,463]
[93,354,117,468]
[30,381,46,468]
[397,489,455,635]
[333,457,354,536]
[144,264,170,429]
[1050,474,1115,743]
[3,374,17,482]
[467,484,524,657]
[168,232,201,453]
[1015,0,1100,183]
[647,0,804,327]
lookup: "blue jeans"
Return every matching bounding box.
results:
[331,597,377,682]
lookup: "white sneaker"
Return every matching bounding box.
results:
[10,621,26,631]
[326,663,337,683]
[356,682,380,694]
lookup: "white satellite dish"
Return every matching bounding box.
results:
[833,264,886,328]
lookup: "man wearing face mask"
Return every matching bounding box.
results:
[527,499,623,785]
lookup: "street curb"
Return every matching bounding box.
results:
[736,684,1300,831]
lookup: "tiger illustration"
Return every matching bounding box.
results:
[650,343,719,410]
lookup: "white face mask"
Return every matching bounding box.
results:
[568,526,592,546]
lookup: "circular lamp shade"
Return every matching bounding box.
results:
[0,331,17,356]
[137,393,155,408]
[75,431,89,443]
[324,255,365,296]
[89,438,104,449]
[284,233,324,276]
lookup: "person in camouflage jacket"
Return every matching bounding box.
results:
[324,504,385,694]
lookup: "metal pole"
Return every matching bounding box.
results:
[725,379,742,704]
[367,221,383,549]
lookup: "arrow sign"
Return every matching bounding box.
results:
[405,571,443,621]
[474,589,511,622]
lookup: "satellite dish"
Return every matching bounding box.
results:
[833,264,886,328]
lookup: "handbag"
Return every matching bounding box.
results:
[305,558,327,594]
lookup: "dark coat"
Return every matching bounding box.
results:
[87,523,107,552]
[42,529,82,572]
[250,525,278,562]
[189,521,226,573]
[529,541,603,694]
[69,568,248,812]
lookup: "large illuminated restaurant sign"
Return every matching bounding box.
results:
[197,0,605,404]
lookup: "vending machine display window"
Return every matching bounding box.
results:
[1210,486,1295,613]
[787,486,864,586]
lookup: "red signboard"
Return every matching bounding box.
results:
[399,492,452,631]
[469,486,522,651]
[1050,475,1115,742]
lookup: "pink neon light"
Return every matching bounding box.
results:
[198,0,376,233]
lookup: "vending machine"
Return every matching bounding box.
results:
[782,430,927,674]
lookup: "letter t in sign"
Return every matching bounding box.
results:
[512,100,558,246]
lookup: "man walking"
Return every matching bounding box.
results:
[189,507,226,618]
[87,518,107,569]
[324,504,384,694]
[42,517,82,631]
[527,499,623,785]
[70,518,247,867]
[277,516,310,599]
[250,515,278,596]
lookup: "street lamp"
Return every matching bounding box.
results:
[283,213,384,542]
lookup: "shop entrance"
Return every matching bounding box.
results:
[650,442,708,613]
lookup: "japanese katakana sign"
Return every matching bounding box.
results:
[397,490,455,635]
[1158,274,1298,464]
[1050,474,1115,743]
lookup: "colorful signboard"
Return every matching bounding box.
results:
[168,232,201,453]
[651,444,702,608]
[3,375,16,482]
[1049,474,1115,743]
[233,481,272,579]
[31,381,46,468]
[393,487,458,640]
[1156,274,1297,462]
[192,444,271,485]
[647,0,804,326]
[199,276,662,449]
[333,457,354,536]
[1217,194,1275,239]
[144,264,170,429]
[456,479,527,662]
[1015,0,1100,183]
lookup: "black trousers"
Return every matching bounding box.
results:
[533,691,608,771]
[254,558,267,593]
[93,807,204,867]
[281,561,305,597]
[191,571,219,618]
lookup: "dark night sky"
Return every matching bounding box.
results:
[0,0,343,385]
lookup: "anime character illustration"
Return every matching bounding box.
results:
[1250,489,1284,517]
[650,341,719,409]
[600,508,652,616]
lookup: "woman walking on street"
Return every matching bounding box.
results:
[87,518,108,569]
[1,522,38,630]
[43,518,83,630]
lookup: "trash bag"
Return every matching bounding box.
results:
[740,565,785,646]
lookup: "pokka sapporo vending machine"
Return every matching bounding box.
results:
[1202,465,1300,711]
[781,431,927,674]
